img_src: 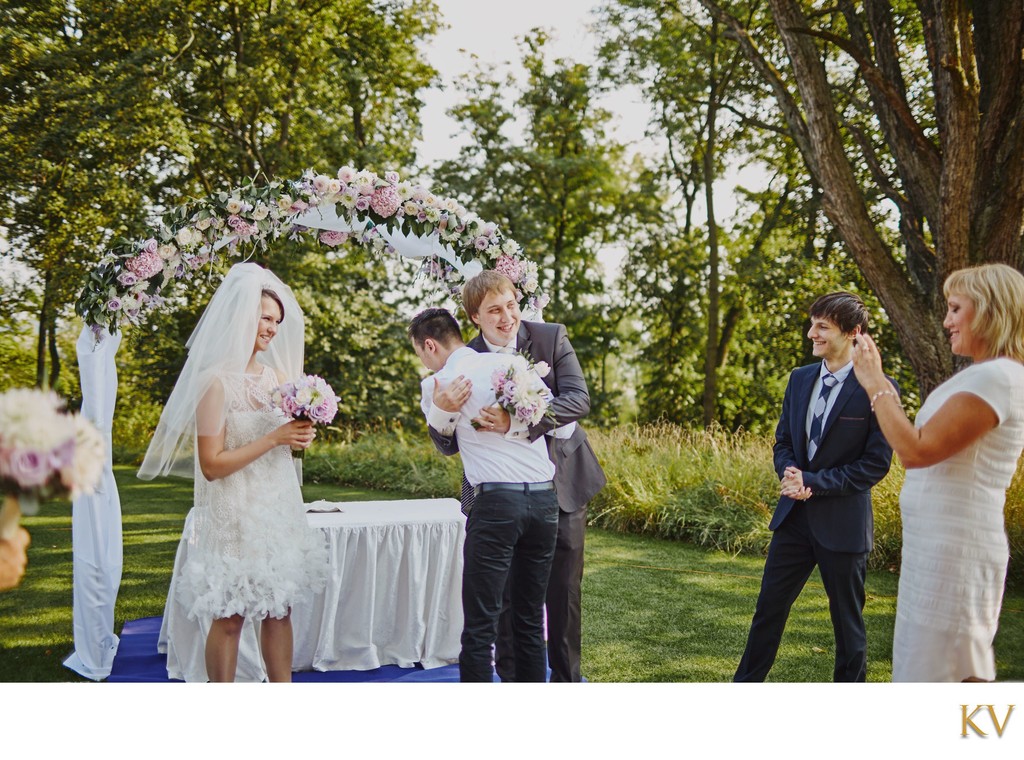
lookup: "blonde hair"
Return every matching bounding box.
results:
[943,263,1024,362]
[462,270,517,322]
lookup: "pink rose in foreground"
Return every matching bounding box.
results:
[7,450,50,488]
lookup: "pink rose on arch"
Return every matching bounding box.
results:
[474,236,490,251]
[318,230,349,247]
[384,171,400,184]
[494,254,525,283]
[126,249,163,280]
[355,196,371,212]
[141,238,159,255]
[370,185,401,217]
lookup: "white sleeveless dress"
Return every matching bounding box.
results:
[179,367,328,621]
[893,358,1024,681]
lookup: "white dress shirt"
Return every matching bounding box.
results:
[804,360,854,442]
[420,346,555,487]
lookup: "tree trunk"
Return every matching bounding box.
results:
[47,318,60,391]
[35,274,50,389]
[702,21,722,428]
[699,0,964,394]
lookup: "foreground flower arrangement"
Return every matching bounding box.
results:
[76,167,549,334]
[0,387,105,541]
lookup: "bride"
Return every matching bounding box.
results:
[140,262,328,682]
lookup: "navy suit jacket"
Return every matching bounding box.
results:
[771,363,895,554]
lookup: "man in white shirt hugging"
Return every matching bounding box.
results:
[409,307,559,682]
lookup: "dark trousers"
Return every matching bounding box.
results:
[459,486,559,683]
[734,503,868,682]
[495,505,586,682]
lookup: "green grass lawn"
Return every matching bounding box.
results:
[1,466,1021,682]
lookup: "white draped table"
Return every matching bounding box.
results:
[157,498,466,682]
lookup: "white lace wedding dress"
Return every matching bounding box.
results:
[178,366,328,621]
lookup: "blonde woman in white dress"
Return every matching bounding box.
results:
[140,263,328,682]
[852,263,1024,682]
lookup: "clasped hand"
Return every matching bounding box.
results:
[781,465,812,501]
[274,419,316,449]
[473,404,511,433]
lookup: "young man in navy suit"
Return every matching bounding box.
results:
[734,292,895,682]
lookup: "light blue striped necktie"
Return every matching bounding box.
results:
[807,373,837,460]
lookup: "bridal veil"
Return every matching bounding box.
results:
[138,262,304,479]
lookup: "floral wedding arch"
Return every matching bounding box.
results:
[76,166,548,333]
[67,166,548,681]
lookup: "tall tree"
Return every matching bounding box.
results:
[599,0,801,427]
[0,0,440,400]
[696,0,1024,393]
[0,0,190,389]
[433,31,629,421]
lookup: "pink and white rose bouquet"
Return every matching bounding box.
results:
[484,355,554,427]
[271,375,340,458]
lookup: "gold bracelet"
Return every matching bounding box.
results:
[870,388,900,413]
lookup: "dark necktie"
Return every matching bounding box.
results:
[460,474,475,516]
[807,373,838,460]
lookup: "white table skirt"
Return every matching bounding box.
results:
[157,498,466,682]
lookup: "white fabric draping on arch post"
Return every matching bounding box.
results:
[64,326,123,680]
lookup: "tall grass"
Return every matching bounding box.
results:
[299,422,1024,582]
[586,424,776,555]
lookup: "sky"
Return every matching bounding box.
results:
[415,0,651,164]
[414,0,765,226]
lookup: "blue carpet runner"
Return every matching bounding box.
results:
[107,616,466,682]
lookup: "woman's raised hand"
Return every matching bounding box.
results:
[851,332,888,395]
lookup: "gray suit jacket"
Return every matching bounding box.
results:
[428,321,606,512]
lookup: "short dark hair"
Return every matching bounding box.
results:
[408,307,463,347]
[808,292,868,334]
[261,288,285,322]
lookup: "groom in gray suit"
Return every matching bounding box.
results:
[428,270,606,681]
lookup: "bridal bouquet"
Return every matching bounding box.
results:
[486,354,554,427]
[271,374,340,458]
[0,387,105,538]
